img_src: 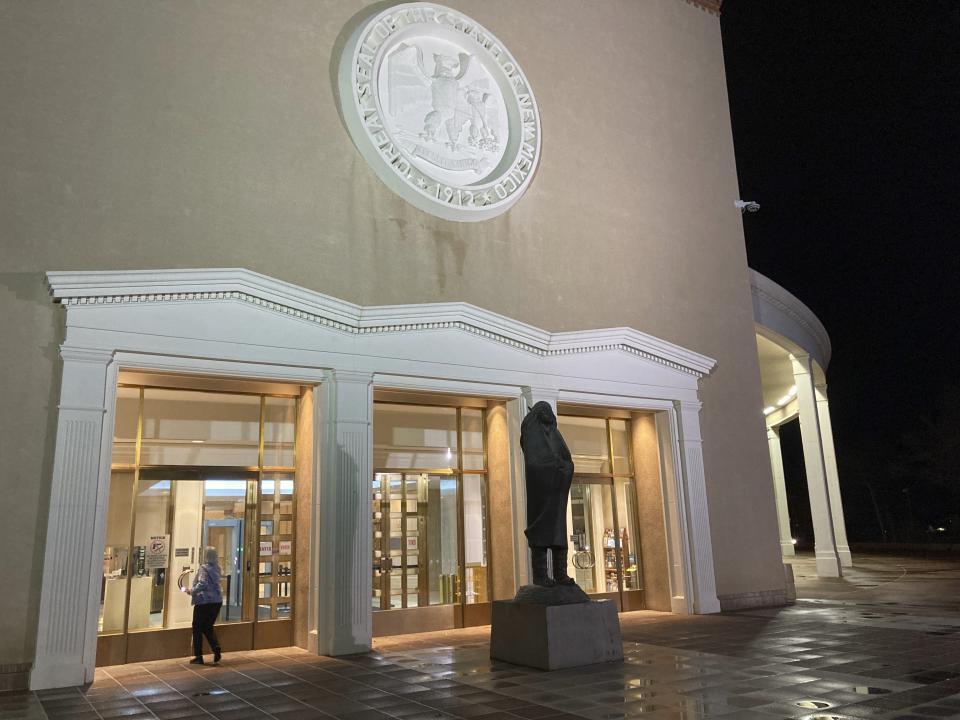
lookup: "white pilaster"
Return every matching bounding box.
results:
[815,385,852,567]
[674,401,721,614]
[31,347,114,690]
[766,427,796,557]
[521,386,559,415]
[315,370,374,655]
[791,353,841,577]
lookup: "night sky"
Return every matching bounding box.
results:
[720,2,960,544]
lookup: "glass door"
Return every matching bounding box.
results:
[569,477,644,609]
[373,473,460,610]
[125,470,259,633]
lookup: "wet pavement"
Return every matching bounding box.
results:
[6,553,960,720]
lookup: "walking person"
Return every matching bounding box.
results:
[185,546,223,665]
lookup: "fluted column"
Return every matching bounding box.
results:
[315,370,373,655]
[766,427,795,557]
[32,347,114,690]
[791,353,841,577]
[674,401,721,614]
[815,385,852,567]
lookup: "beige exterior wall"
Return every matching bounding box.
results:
[0,0,783,668]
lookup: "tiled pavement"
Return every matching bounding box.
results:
[5,554,960,720]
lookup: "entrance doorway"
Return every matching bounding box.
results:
[96,380,298,665]
[560,413,645,611]
[371,400,491,635]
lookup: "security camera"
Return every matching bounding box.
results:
[735,200,760,213]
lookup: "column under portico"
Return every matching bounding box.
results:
[766,427,796,557]
[815,384,852,567]
[791,353,842,577]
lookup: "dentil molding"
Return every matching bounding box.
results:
[47,268,716,378]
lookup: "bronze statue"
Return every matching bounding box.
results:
[520,401,577,587]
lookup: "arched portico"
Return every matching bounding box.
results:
[751,270,851,577]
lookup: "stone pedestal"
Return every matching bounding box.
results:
[490,598,623,670]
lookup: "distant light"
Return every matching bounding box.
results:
[791,538,798,545]
[763,406,776,415]
[937,527,946,532]
[445,447,452,461]
[191,439,204,444]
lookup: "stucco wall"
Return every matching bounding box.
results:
[0,0,783,667]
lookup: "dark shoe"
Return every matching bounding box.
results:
[189,657,204,665]
[531,547,555,587]
[213,648,222,664]
[551,547,578,585]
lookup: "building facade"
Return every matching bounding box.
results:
[0,0,846,693]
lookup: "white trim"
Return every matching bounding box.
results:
[750,269,831,369]
[47,269,716,377]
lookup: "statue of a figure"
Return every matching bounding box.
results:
[521,401,577,587]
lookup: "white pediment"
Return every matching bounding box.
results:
[47,268,715,399]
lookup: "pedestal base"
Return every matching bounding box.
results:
[490,598,623,670]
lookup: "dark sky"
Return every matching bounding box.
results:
[720,1,960,542]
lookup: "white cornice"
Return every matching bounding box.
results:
[46,268,717,378]
[749,270,832,369]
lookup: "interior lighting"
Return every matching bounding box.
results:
[791,538,798,545]
[191,439,204,443]
[445,447,452,461]
[763,406,776,415]
[777,395,791,406]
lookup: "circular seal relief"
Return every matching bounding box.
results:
[337,2,541,222]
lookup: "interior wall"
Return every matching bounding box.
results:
[1,0,782,668]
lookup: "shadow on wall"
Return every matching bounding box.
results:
[0,272,66,662]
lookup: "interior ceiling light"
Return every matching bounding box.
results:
[763,406,775,415]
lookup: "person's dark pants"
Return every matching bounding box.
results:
[192,602,222,658]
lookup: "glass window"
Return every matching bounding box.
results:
[617,480,643,591]
[610,419,632,474]
[257,472,294,620]
[140,389,260,466]
[558,416,610,473]
[461,409,485,471]
[128,478,171,631]
[263,397,296,468]
[112,387,140,465]
[569,482,618,593]
[99,471,135,634]
[463,474,488,604]
[373,404,458,469]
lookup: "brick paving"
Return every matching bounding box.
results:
[3,553,960,720]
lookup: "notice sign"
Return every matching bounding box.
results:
[279,540,292,556]
[259,541,273,556]
[145,535,170,570]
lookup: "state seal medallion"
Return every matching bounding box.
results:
[337,3,541,222]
